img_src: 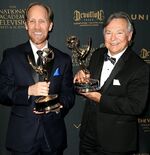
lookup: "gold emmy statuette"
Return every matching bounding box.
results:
[28,48,60,113]
[66,36,100,93]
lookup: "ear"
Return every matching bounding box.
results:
[49,22,53,31]
[128,31,133,42]
[25,22,28,30]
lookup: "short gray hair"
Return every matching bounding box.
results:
[103,11,134,33]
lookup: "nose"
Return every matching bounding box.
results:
[34,21,41,29]
[110,33,116,41]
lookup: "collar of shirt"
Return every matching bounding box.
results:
[29,40,48,63]
[107,47,127,64]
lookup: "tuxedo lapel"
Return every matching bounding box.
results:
[44,59,54,79]
[95,55,104,80]
[100,48,130,93]
[90,48,105,80]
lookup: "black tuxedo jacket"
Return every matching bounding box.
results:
[0,41,75,152]
[80,47,149,152]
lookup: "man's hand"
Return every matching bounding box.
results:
[28,81,50,96]
[74,70,101,103]
[81,92,101,103]
[74,70,90,83]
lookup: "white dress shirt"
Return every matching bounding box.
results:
[100,48,127,88]
[29,40,48,63]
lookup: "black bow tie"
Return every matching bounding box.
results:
[104,53,116,65]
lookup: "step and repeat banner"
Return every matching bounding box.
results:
[0,0,150,155]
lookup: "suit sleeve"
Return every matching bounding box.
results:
[0,50,29,106]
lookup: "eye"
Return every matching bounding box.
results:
[38,19,47,24]
[28,19,35,24]
[117,32,123,34]
[105,31,111,35]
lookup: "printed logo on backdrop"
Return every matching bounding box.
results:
[0,5,25,29]
[130,13,149,21]
[73,10,104,26]
[138,117,150,133]
[73,11,149,27]
[140,48,150,64]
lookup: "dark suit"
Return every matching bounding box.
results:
[0,41,75,153]
[79,47,149,154]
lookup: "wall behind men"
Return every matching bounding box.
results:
[0,0,150,155]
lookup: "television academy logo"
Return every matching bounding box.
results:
[0,5,25,29]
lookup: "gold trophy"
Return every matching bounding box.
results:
[66,36,100,93]
[28,48,59,113]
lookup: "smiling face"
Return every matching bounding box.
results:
[104,18,133,55]
[25,5,53,49]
